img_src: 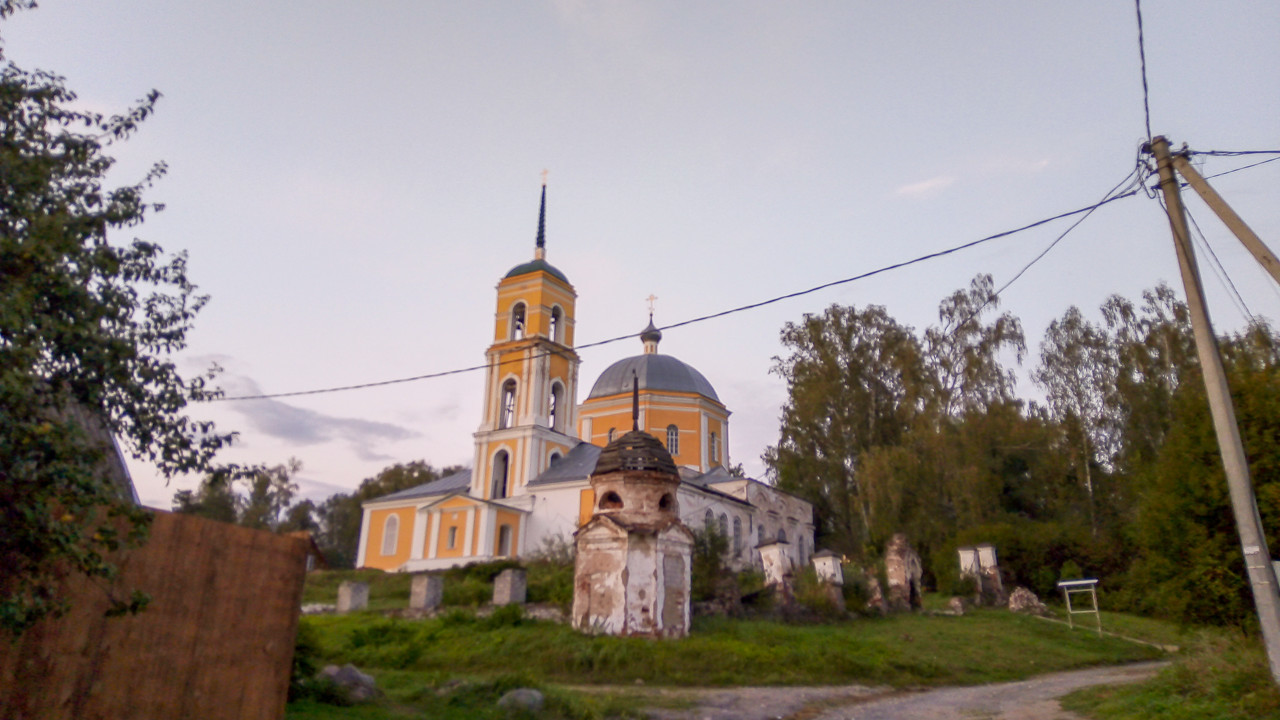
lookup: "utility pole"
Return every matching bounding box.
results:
[1150,136,1280,684]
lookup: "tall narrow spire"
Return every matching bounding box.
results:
[631,371,639,431]
[534,176,547,260]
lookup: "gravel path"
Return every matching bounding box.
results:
[639,661,1167,720]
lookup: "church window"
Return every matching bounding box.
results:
[510,302,526,340]
[607,428,616,442]
[381,515,399,556]
[549,382,564,431]
[446,526,458,550]
[549,451,561,466]
[704,509,714,530]
[599,491,623,509]
[757,526,765,546]
[733,517,742,558]
[667,425,679,455]
[709,432,718,463]
[777,528,787,543]
[491,450,510,499]
[659,493,674,511]
[549,306,562,342]
[497,525,514,556]
[719,513,728,540]
[500,380,517,428]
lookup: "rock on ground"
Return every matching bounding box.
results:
[317,664,380,704]
[497,688,545,713]
[1008,586,1049,615]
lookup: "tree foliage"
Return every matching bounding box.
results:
[1,7,232,634]
[766,273,1280,628]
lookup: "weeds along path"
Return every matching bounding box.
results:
[634,661,1168,720]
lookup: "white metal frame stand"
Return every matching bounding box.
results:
[1057,579,1101,636]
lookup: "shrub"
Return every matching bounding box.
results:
[691,525,730,602]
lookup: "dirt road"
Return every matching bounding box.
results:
[641,661,1166,720]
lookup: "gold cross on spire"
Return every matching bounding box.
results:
[645,294,658,315]
[540,168,549,186]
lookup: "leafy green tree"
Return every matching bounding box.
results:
[1128,322,1280,626]
[1035,305,1119,535]
[923,274,1026,418]
[764,303,927,553]
[240,459,301,531]
[1,3,230,635]
[171,475,241,524]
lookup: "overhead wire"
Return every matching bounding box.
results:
[215,182,1145,402]
[1134,0,1153,144]
[1185,203,1255,323]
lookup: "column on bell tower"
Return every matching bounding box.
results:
[472,182,581,500]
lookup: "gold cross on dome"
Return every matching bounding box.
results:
[646,294,658,314]
[540,169,549,185]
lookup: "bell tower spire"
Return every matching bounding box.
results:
[535,171,547,260]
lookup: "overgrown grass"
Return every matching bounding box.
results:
[1062,630,1280,720]
[300,608,1162,689]
[288,671,644,720]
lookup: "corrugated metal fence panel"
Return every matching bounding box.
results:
[0,511,308,720]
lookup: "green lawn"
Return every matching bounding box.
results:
[1062,630,1280,720]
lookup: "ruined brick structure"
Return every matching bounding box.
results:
[572,424,693,637]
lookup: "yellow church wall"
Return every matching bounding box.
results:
[578,392,728,468]
[578,488,595,527]
[493,510,523,557]
[434,504,471,559]
[363,506,415,570]
[492,275,577,345]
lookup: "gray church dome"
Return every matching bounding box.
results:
[587,354,720,402]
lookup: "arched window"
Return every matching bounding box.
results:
[381,514,399,556]
[719,513,728,540]
[499,380,517,429]
[704,509,714,531]
[549,451,561,466]
[549,382,564,431]
[497,524,513,557]
[666,425,679,455]
[607,428,616,442]
[549,306,562,342]
[733,517,743,558]
[491,450,510,499]
[599,491,623,509]
[709,432,718,463]
[757,525,765,546]
[510,302,526,340]
[777,528,787,543]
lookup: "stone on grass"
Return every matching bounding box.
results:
[317,664,380,704]
[410,573,443,611]
[336,581,369,613]
[1007,586,1049,615]
[493,568,527,606]
[496,687,545,713]
[946,596,967,615]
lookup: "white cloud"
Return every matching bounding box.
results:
[894,175,956,197]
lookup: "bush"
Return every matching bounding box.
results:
[691,525,730,602]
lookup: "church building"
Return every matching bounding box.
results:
[355,186,814,573]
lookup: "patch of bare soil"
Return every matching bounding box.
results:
[633,661,1167,720]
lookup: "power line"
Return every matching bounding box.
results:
[1189,150,1280,157]
[214,184,1144,402]
[1134,0,1153,143]
[1186,203,1255,323]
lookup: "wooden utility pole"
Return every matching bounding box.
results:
[1171,154,1280,286]
[1150,136,1280,684]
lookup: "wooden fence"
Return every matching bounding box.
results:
[0,511,308,720]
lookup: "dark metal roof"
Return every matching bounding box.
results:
[527,442,602,486]
[504,258,569,284]
[374,469,472,502]
[685,466,735,488]
[593,429,679,476]
[587,354,720,402]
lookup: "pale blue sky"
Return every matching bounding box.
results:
[7,2,1278,506]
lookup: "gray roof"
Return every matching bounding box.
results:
[528,442,601,486]
[586,354,720,402]
[685,465,736,488]
[374,469,472,502]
